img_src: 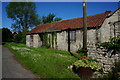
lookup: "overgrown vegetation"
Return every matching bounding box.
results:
[5,43,79,78]
[42,33,50,48]
[98,36,120,79]
[99,37,120,51]
[97,37,120,57]
[76,48,88,56]
[74,48,88,60]
[42,32,57,48]
[52,32,57,48]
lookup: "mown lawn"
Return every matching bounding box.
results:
[5,43,79,78]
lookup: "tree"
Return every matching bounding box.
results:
[14,31,28,44]
[41,13,62,24]
[6,2,41,31]
[2,28,13,42]
[54,17,62,22]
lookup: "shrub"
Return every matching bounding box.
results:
[77,49,88,53]
[73,56,100,70]
[76,48,88,60]
[99,37,120,51]
[98,37,120,57]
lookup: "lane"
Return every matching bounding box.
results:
[2,46,36,78]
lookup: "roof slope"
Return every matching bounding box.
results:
[27,11,111,34]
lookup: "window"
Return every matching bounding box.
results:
[67,31,76,42]
[70,31,76,41]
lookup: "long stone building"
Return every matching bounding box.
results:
[26,8,120,52]
[26,8,120,77]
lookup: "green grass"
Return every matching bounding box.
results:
[5,43,79,78]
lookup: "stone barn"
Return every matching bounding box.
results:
[26,8,120,77]
[26,8,120,53]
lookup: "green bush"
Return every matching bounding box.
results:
[73,57,100,70]
[76,49,88,58]
[77,49,88,53]
[79,53,87,56]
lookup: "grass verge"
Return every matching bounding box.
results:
[5,42,79,78]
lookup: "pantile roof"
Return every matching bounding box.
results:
[27,11,111,34]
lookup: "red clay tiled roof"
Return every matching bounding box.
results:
[27,11,111,34]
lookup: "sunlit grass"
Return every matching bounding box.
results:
[5,43,79,78]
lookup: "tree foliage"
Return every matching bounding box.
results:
[14,31,28,44]
[6,2,41,31]
[2,28,13,42]
[41,13,62,24]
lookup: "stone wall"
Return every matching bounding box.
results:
[88,47,119,78]
[56,29,97,52]
[26,34,40,48]
[57,31,68,51]
[88,9,120,77]
[26,35,31,47]
[33,34,40,48]
[26,29,97,52]
[99,9,120,42]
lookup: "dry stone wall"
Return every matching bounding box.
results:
[88,46,120,78]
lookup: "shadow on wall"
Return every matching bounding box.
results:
[67,29,74,56]
[68,29,70,52]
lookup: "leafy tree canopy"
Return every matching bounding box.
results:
[41,13,62,24]
[6,2,41,31]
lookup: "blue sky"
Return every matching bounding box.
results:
[2,2,119,31]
